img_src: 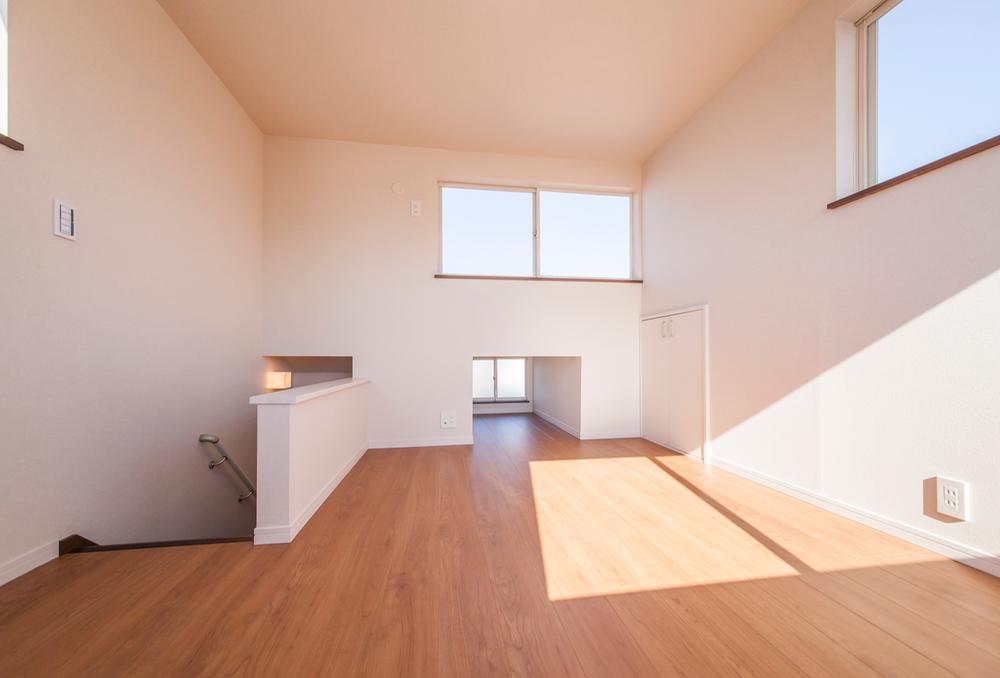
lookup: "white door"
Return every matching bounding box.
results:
[641,317,671,448]
[641,309,705,459]
[665,310,704,457]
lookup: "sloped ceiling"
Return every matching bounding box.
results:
[158,0,806,162]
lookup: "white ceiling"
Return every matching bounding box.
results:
[157,0,806,162]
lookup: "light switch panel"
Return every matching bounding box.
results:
[53,200,76,241]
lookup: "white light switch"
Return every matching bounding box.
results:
[410,200,422,217]
[440,410,456,429]
[936,477,968,520]
[53,200,76,240]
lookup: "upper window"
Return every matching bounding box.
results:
[441,187,535,277]
[539,191,631,279]
[858,0,1000,186]
[440,184,634,280]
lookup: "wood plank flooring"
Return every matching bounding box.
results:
[1,413,998,676]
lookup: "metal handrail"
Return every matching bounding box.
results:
[199,434,256,502]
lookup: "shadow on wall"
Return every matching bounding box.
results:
[690,247,1000,541]
[922,477,961,524]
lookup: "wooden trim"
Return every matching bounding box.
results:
[0,133,25,151]
[435,274,642,284]
[828,133,1000,209]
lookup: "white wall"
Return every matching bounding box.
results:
[263,137,642,446]
[532,357,582,438]
[0,0,263,581]
[642,0,1000,560]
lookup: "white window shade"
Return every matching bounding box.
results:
[472,358,527,402]
[496,359,526,399]
[472,359,495,401]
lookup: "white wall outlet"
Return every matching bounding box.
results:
[936,477,968,520]
[53,200,76,240]
[410,200,422,217]
[440,410,456,429]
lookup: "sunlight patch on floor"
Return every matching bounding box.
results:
[649,452,950,572]
[529,456,799,601]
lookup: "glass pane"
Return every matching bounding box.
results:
[875,0,1000,182]
[472,359,495,400]
[441,187,534,276]
[496,359,526,399]
[539,191,630,279]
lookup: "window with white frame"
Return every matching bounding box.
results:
[440,184,634,280]
[857,0,1000,187]
[472,358,527,402]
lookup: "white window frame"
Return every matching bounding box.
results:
[439,182,637,281]
[856,0,904,189]
[472,357,528,403]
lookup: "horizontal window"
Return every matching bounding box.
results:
[472,357,527,402]
[440,184,634,280]
[859,0,1000,186]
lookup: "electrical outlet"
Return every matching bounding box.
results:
[936,477,968,520]
[440,410,456,429]
[410,200,422,217]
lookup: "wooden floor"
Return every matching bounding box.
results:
[2,414,999,676]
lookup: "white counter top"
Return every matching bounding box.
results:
[249,377,370,406]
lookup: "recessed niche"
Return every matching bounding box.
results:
[263,356,353,389]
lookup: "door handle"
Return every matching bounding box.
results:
[661,320,667,338]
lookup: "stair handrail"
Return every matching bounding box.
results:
[199,434,257,502]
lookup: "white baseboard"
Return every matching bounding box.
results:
[473,402,533,415]
[368,436,474,449]
[254,444,368,545]
[252,525,293,545]
[0,540,59,588]
[641,435,703,460]
[534,409,581,438]
[580,430,641,440]
[711,457,1000,579]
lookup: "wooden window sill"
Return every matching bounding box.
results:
[828,133,1000,209]
[435,274,642,284]
[0,133,24,151]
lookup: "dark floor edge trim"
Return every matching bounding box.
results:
[58,534,98,556]
[60,535,252,555]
